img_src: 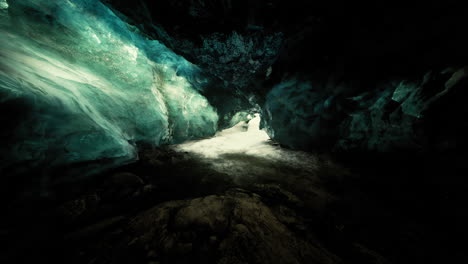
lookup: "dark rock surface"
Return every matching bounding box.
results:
[3,146,466,264]
[125,189,339,264]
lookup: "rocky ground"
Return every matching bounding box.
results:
[1,142,467,264]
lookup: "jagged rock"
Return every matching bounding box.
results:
[64,216,126,241]
[124,189,340,264]
[251,183,304,208]
[101,172,145,201]
[58,193,101,224]
[110,172,144,188]
[353,243,393,264]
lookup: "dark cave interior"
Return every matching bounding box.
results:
[1,0,468,263]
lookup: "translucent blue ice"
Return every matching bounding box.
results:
[0,0,218,175]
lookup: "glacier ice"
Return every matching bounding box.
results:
[0,0,7,10]
[263,78,326,149]
[228,111,252,128]
[0,0,218,177]
[262,72,457,152]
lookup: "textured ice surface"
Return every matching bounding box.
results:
[0,0,7,9]
[0,0,218,176]
[263,79,325,149]
[228,111,252,128]
[263,73,458,152]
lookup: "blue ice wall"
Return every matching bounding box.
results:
[263,79,324,149]
[262,70,464,152]
[0,0,218,176]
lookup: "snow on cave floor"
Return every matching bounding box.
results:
[174,115,322,181]
[169,114,335,209]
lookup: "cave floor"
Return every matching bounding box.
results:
[2,128,466,264]
[54,145,353,264]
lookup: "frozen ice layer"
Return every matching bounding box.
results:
[0,0,218,177]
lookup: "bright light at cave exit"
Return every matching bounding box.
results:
[176,114,272,158]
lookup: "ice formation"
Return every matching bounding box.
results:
[0,0,218,176]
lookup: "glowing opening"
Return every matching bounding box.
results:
[0,0,8,9]
[175,113,272,158]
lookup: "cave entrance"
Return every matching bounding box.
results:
[175,113,271,158]
[172,112,314,182]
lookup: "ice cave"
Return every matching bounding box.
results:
[1,0,467,263]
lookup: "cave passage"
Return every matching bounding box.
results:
[174,114,324,184]
[1,0,467,264]
[176,113,271,158]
